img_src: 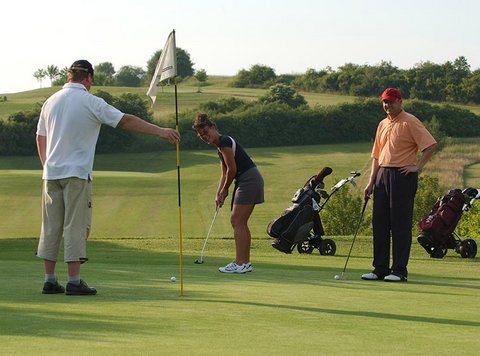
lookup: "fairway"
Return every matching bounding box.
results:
[0,143,373,239]
[1,237,479,355]
[465,162,480,187]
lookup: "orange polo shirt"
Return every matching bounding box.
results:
[372,110,437,167]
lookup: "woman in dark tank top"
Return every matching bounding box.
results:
[192,113,264,274]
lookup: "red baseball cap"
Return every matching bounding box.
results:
[381,88,402,101]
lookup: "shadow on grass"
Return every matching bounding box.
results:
[184,298,480,328]
[1,237,479,338]
[0,149,274,176]
[0,304,141,339]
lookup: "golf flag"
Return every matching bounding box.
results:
[147,30,183,295]
[146,30,177,103]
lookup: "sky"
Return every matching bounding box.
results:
[1,0,479,94]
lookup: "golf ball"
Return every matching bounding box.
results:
[170,276,176,282]
[334,275,341,280]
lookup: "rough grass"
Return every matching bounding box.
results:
[424,138,480,189]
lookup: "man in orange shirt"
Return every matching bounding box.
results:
[362,88,437,282]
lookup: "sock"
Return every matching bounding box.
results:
[68,275,81,285]
[45,274,57,283]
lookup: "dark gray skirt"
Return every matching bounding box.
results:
[233,167,264,205]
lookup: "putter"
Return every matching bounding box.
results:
[335,197,369,280]
[194,206,220,264]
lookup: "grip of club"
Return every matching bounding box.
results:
[362,196,370,211]
[311,167,333,187]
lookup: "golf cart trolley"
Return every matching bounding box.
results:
[417,187,479,259]
[268,167,360,255]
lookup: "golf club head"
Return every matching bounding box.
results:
[334,273,347,280]
[194,259,204,264]
[350,178,357,187]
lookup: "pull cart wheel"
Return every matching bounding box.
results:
[297,240,314,254]
[458,239,477,258]
[319,239,336,256]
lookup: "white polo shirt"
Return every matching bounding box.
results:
[36,83,124,180]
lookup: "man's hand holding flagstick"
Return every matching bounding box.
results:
[146,30,185,295]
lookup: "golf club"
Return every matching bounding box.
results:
[194,206,220,264]
[335,197,369,280]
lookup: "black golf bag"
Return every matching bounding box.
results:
[268,167,360,255]
[417,187,479,258]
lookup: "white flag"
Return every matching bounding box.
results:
[146,30,177,103]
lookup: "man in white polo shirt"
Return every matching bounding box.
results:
[36,60,180,295]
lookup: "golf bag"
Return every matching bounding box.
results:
[268,167,360,255]
[417,187,479,258]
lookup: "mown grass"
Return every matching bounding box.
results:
[1,141,480,355]
[0,76,268,121]
[0,143,373,239]
[465,162,480,187]
[2,140,480,240]
[0,237,479,355]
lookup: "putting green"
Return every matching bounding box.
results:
[0,237,478,355]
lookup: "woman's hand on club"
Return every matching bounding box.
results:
[216,189,228,208]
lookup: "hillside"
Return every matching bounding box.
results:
[2,76,479,121]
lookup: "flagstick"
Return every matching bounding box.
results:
[174,82,183,296]
[145,29,180,293]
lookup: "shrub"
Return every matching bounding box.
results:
[231,64,276,88]
[198,97,247,114]
[321,182,362,236]
[0,105,41,155]
[404,100,480,137]
[259,84,307,109]
[457,204,480,239]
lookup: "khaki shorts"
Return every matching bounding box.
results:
[37,177,92,263]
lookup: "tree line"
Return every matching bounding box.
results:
[32,48,479,105]
[232,57,480,104]
[2,86,479,156]
[33,48,204,88]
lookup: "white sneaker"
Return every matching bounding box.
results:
[218,262,253,273]
[361,272,380,280]
[241,262,253,273]
[384,274,407,282]
[219,262,238,273]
